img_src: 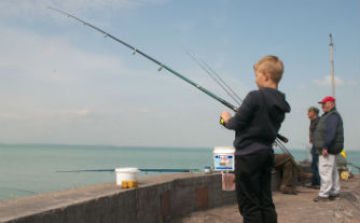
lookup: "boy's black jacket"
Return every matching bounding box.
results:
[226,87,291,155]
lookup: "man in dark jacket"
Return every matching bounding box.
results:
[307,106,320,188]
[313,96,344,202]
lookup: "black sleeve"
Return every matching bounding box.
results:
[225,91,258,130]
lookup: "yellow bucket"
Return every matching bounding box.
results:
[121,180,139,188]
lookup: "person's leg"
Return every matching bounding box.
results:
[318,155,333,198]
[235,154,262,223]
[273,153,292,167]
[280,161,293,187]
[278,161,297,194]
[329,154,340,196]
[277,155,311,192]
[235,150,276,223]
[311,146,321,186]
[274,153,296,194]
[260,149,278,223]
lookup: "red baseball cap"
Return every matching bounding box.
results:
[318,96,335,104]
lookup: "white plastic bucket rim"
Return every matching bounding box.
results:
[115,167,139,173]
[213,146,235,154]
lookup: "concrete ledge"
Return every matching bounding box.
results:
[0,172,237,223]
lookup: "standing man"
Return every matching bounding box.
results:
[313,96,344,202]
[307,106,320,189]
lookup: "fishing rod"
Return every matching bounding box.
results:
[187,52,243,105]
[57,168,200,173]
[189,53,293,155]
[49,7,236,111]
[348,162,360,171]
[48,7,288,143]
[203,60,244,104]
[275,140,294,157]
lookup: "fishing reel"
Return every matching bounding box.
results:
[220,117,226,126]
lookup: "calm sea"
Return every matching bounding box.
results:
[0,144,359,200]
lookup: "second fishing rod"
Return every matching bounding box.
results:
[49,7,288,143]
[188,53,292,155]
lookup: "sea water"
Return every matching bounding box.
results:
[0,144,358,200]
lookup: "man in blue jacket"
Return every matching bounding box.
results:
[313,96,344,202]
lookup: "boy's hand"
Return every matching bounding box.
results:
[220,111,232,125]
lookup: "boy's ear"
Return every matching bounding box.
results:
[263,72,270,81]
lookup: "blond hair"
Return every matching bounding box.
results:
[253,55,284,84]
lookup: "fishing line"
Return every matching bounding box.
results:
[188,53,294,155]
[348,162,360,171]
[275,140,294,158]
[48,7,288,143]
[187,52,243,105]
[202,60,244,104]
[187,53,290,146]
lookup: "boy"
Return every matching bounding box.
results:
[220,55,290,223]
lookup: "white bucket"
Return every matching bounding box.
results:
[115,167,138,188]
[213,146,235,171]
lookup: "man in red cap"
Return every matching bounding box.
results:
[313,96,344,202]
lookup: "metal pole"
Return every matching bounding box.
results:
[329,34,335,97]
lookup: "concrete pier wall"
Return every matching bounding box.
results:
[0,172,237,223]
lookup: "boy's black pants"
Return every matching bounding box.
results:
[235,149,277,223]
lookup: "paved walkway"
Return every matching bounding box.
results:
[171,175,360,223]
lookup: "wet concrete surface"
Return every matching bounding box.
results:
[170,175,360,223]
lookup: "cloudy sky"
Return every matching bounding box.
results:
[0,0,359,150]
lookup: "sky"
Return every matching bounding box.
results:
[0,0,359,150]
